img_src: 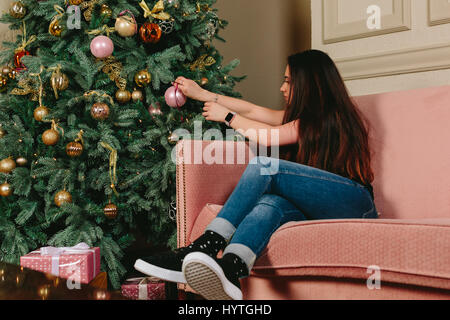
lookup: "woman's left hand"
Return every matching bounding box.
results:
[202,102,230,123]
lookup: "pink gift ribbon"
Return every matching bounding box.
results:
[126,277,161,300]
[31,242,96,279]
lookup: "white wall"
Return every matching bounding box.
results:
[312,0,450,96]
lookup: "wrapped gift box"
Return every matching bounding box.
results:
[20,243,100,284]
[121,277,165,300]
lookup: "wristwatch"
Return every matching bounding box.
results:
[224,112,237,127]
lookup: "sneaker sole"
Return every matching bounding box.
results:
[182,252,242,300]
[134,259,186,284]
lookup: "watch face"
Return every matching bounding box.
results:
[225,113,234,122]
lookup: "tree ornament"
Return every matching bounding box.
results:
[115,11,137,37]
[42,129,59,146]
[33,106,50,122]
[8,69,17,80]
[54,190,72,207]
[100,142,119,197]
[2,66,12,77]
[134,70,151,87]
[49,18,63,37]
[14,50,30,70]
[157,19,175,34]
[165,84,186,108]
[200,77,209,86]
[66,130,84,158]
[50,67,69,99]
[0,182,13,197]
[0,158,16,174]
[168,132,178,145]
[90,35,114,59]
[139,22,162,44]
[115,89,131,104]
[42,120,63,146]
[139,0,171,20]
[104,203,118,219]
[66,142,83,157]
[91,102,110,120]
[132,89,144,102]
[15,157,28,166]
[148,103,163,119]
[69,0,84,5]
[0,128,5,139]
[9,2,27,19]
[100,4,112,18]
[0,75,7,92]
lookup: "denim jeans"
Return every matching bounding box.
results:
[205,156,378,272]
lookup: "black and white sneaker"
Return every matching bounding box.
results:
[134,247,191,284]
[134,231,227,284]
[182,252,249,300]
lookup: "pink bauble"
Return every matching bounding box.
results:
[164,85,187,108]
[90,36,114,59]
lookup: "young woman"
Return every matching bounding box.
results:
[134,49,378,300]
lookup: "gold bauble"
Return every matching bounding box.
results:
[0,183,13,197]
[131,89,144,102]
[115,89,132,104]
[33,106,50,122]
[51,72,69,92]
[15,157,28,166]
[134,70,151,87]
[69,0,83,5]
[0,128,5,138]
[90,102,110,120]
[115,16,137,37]
[66,141,83,157]
[0,75,7,90]
[8,69,17,80]
[42,129,60,146]
[9,2,27,19]
[49,19,63,37]
[104,203,118,219]
[100,4,112,18]
[0,158,16,173]
[168,132,179,145]
[54,190,72,207]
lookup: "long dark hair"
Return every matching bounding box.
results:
[280,50,374,186]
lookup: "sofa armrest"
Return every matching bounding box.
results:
[175,139,256,248]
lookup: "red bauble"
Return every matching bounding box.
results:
[139,22,162,44]
[14,50,30,70]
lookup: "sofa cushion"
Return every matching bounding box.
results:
[190,203,450,290]
[352,85,450,220]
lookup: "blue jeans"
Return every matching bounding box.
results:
[206,156,378,272]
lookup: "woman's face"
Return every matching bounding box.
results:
[280,65,291,104]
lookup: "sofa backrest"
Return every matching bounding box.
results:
[352,85,450,220]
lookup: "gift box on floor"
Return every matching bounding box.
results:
[121,277,165,300]
[20,242,101,284]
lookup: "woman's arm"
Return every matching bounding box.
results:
[202,102,299,147]
[229,114,299,147]
[203,92,285,126]
[174,77,285,126]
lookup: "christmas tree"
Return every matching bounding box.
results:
[0,0,243,289]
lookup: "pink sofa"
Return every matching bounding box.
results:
[174,85,450,300]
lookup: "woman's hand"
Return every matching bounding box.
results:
[174,76,212,102]
[202,102,230,123]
